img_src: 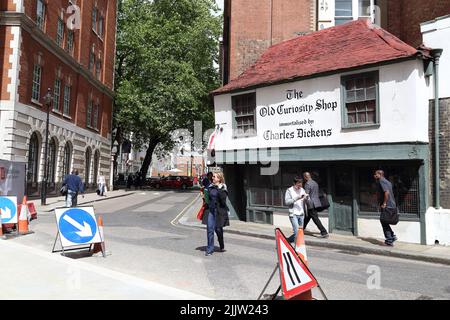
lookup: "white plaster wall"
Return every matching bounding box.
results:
[214,60,428,151]
[357,218,421,244]
[421,16,450,99]
[425,207,450,246]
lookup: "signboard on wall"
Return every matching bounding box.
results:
[0,160,26,201]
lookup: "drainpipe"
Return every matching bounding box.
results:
[432,49,443,209]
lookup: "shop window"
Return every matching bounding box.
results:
[358,165,420,217]
[341,71,379,128]
[232,93,256,138]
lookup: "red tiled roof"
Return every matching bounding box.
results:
[213,20,421,95]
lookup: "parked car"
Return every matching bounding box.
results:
[153,176,193,190]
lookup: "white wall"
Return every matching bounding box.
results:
[426,208,450,246]
[214,60,428,151]
[421,15,450,99]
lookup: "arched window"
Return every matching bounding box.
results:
[47,138,57,184]
[85,147,92,184]
[62,142,72,177]
[93,150,100,185]
[27,132,40,183]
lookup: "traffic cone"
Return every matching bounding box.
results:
[92,215,106,257]
[291,227,313,300]
[18,196,30,235]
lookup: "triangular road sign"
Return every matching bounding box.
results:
[275,228,318,300]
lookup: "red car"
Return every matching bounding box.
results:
[153,176,193,190]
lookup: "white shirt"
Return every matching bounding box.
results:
[288,186,306,216]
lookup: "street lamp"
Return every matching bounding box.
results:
[190,154,194,177]
[41,88,52,205]
[110,140,119,191]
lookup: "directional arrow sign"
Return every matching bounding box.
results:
[55,207,101,247]
[0,196,18,224]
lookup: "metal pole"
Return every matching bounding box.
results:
[432,49,443,209]
[41,91,51,206]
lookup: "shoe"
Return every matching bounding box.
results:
[384,241,394,246]
[320,233,329,238]
[205,252,213,256]
[392,235,398,242]
[219,248,226,253]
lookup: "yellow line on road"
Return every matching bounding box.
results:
[170,193,201,226]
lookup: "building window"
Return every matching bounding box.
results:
[335,0,374,25]
[232,92,256,138]
[32,64,42,102]
[53,79,61,112]
[56,18,65,47]
[89,50,95,72]
[341,71,378,128]
[63,85,71,116]
[92,7,98,33]
[93,150,100,186]
[358,165,420,217]
[48,138,57,184]
[85,147,92,185]
[98,16,104,38]
[62,142,72,176]
[87,99,92,128]
[66,30,74,55]
[96,59,102,80]
[27,132,40,184]
[93,104,99,129]
[36,0,46,30]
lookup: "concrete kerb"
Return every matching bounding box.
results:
[38,191,140,213]
[174,196,450,266]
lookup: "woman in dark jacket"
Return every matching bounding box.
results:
[202,172,230,256]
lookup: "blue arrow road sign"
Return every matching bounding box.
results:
[0,197,17,223]
[58,208,98,244]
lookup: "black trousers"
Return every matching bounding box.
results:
[304,208,328,235]
[381,222,396,242]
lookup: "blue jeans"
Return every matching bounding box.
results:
[206,210,224,254]
[289,215,305,242]
[66,191,77,207]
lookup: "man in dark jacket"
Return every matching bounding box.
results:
[63,170,84,207]
[303,172,329,238]
[374,170,398,246]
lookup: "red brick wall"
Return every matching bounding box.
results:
[0,26,14,100]
[228,0,314,81]
[386,0,450,48]
[0,0,17,11]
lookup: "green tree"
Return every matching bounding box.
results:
[114,0,221,178]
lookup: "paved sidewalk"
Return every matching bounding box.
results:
[29,189,140,213]
[177,195,450,266]
[0,240,208,300]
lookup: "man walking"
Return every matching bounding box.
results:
[303,172,329,238]
[374,170,398,246]
[63,170,84,207]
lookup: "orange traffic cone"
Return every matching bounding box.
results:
[18,196,30,235]
[291,227,313,300]
[92,215,106,257]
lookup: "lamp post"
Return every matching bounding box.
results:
[41,88,53,205]
[110,140,119,191]
[190,154,194,177]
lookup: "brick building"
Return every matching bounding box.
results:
[222,0,450,84]
[0,0,117,197]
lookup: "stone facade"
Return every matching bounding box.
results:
[0,0,117,196]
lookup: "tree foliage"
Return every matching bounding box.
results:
[114,0,221,176]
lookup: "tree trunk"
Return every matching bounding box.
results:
[140,138,160,178]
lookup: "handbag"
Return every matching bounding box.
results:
[196,204,205,220]
[380,207,399,225]
[60,184,68,196]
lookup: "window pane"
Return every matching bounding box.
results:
[232,93,256,136]
[335,18,352,25]
[355,88,365,101]
[359,0,371,17]
[346,79,355,90]
[366,87,376,100]
[356,78,365,89]
[346,90,356,103]
[335,0,352,17]
[358,112,367,123]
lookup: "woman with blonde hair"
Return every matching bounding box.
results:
[202,171,229,256]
